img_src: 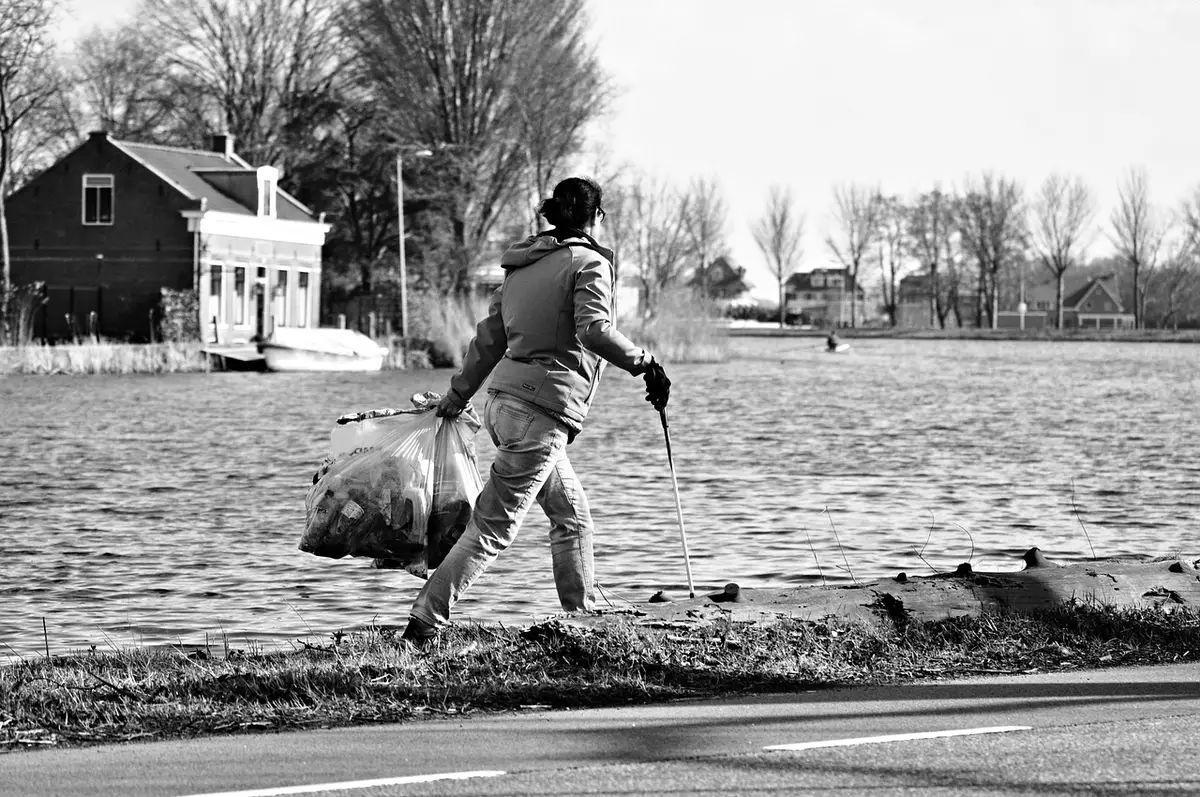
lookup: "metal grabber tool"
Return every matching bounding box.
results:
[658,406,695,599]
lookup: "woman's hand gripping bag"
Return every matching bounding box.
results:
[299,405,440,575]
[373,401,483,572]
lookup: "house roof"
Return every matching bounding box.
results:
[110,138,318,222]
[689,255,751,294]
[1063,277,1124,312]
[1024,274,1125,312]
[785,268,863,293]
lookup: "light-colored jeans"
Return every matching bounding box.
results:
[410,392,595,628]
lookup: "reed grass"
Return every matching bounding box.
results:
[0,341,212,375]
[387,286,732,369]
[621,288,730,364]
[391,291,490,370]
[3,603,1195,750]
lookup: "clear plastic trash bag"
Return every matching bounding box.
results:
[299,392,482,579]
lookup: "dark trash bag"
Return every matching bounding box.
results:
[299,393,483,579]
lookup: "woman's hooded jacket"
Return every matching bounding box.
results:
[444,228,650,434]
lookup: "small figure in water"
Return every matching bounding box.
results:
[826,330,841,351]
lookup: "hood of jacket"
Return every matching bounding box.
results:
[500,228,614,270]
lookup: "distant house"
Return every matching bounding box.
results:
[688,256,753,304]
[895,273,980,328]
[784,267,866,326]
[5,130,330,343]
[998,275,1134,329]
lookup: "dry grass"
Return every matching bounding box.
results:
[392,292,490,369]
[0,342,212,375]
[622,288,730,364]
[385,287,732,369]
[3,603,1195,751]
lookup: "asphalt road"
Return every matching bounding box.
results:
[3,662,1198,797]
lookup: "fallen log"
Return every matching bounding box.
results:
[572,548,1200,631]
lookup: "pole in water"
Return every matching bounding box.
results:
[659,407,695,599]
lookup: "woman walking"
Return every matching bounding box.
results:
[403,177,671,645]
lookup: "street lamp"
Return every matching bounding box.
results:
[396,147,433,352]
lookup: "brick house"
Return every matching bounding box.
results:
[998,275,1134,329]
[4,131,330,343]
[894,272,980,328]
[688,255,753,304]
[784,267,866,326]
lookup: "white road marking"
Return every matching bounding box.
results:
[765,725,1032,751]
[175,770,506,797]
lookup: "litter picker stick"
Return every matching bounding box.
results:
[659,407,695,599]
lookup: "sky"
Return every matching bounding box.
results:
[55,0,1200,298]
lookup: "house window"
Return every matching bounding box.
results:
[259,178,275,217]
[209,264,225,325]
[273,269,289,327]
[297,271,310,327]
[234,267,247,325]
[82,175,114,225]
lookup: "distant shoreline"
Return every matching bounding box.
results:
[724,324,1200,343]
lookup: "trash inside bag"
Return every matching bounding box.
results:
[299,392,483,579]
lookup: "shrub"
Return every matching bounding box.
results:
[160,288,200,342]
[2,282,48,346]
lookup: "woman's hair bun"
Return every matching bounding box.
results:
[538,177,602,229]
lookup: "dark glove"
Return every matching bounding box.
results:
[436,390,465,418]
[643,358,671,412]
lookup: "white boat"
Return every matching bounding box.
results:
[823,343,852,354]
[258,327,389,372]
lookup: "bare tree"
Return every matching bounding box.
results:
[599,180,634,287]
[512,34,610,233]
[1031,174,1096,328]
[142,0,343,171]
[68,23,177,141]
[1111,167,1166,329]
[956,172,1026,329]
[825,182,882,327]
[905,187,957,327]
[1158,187,1200,330]
[576,146,635,283]
[940,232,968,327]
[346,0,610,286]
[876,194,907,327]
[0,0,59,341]
[1150,237,1198,330]
[682,175,727,298]
[625,173,694,317]
[752,185,805,328]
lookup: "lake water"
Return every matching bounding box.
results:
[1,337,1197,660]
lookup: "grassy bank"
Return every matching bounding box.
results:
[0,342,213,375]
[729,325,1200,343]
[2,603,1195,751]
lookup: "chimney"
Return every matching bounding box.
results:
[211,133,235,159]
